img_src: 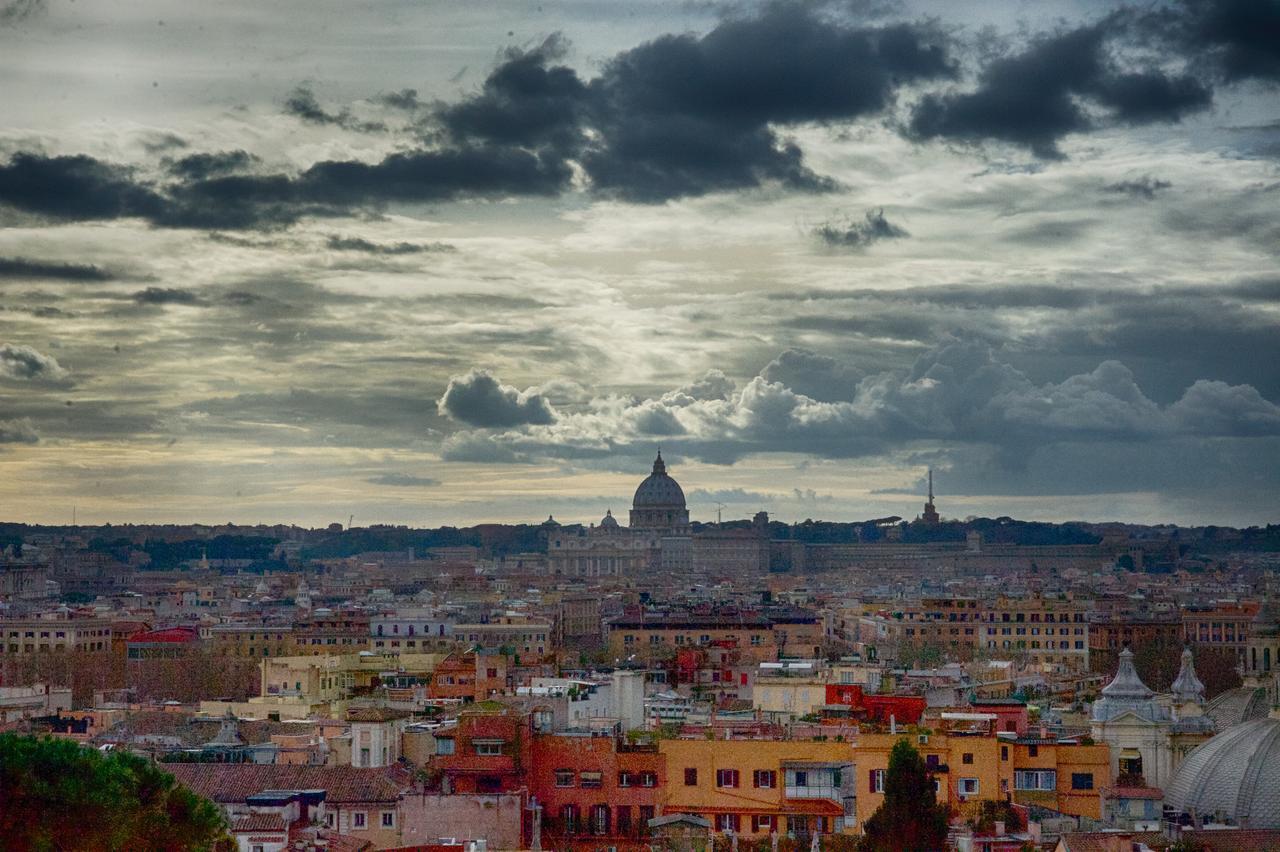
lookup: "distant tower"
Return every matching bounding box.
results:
[921,469,940,525]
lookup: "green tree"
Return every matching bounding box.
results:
[0,734,229,851]
[858,739,950,852]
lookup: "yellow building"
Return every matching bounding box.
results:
[659,739,855,837]
[853,725,1111,828]
[752,675,830,719]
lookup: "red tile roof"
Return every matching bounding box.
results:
[167,764,405,804]
[1180,829,1280,851]
[1058,832,1167,852]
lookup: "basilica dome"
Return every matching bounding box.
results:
[632,451,686,508]
[1165,716,1280,828]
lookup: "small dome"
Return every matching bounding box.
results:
[1166,716,1280,828]
[632,451,686,508]
[600,509,619,529]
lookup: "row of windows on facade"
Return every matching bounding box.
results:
[4,642,107,652]
[554,769,658,788]
[556,807,830,837]
[554,803,656,835]
[904,626,1085,637]
[913,611,1086,623]
[323,810,395,829]
[623,634,766,645]
[861,769,1091,795]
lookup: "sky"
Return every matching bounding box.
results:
[0,0,1278,528]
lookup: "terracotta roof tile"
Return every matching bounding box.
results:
[167,764,405,804]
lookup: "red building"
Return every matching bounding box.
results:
[970,698,1029,736]
[430,708,532,795]
[530,733,664,849]
[822,684,926,726]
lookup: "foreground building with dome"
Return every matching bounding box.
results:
[544,451,769,577]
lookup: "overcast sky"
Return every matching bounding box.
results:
[1,0,1278,528]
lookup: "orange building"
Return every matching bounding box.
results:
[854,724,1111,829]
[659,739,855,838]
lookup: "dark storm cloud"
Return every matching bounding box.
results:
[1104,175,1172,199]
[437,369,556,428]
[0,153,166,221]
[813,208,908,249]
[283,86,388,133]
[1161,0,1280,84]
[366,472,441,487]
[131,287,206,306]
[325,235,456,255]
[0,146,571,229]
[0,257,113,282]
[1002,218,1094,245]
[908,21,1211,159]
[165,150,260,181]
[435,6,954,201]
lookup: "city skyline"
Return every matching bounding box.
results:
[2,0,1279,527]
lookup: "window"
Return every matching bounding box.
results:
[561,804,579,834]
[326,813,335,828]
[591,804,610,835]
[685,767,698,786]
[1001,745,1008,761]
[353,812,367,829]
[382,811,395,827]
[959,778,979,796]
[640,771,657,787]
[435,737,455,755]
[555,769,575,787]
[580,771,603,788]
[753,769,776,788]
[1027,745,1038,757]
[716,769,739,788]
[253,846,264,852]
[617,806,633,835]
[752,815,775,833]
[715,814,740,832]
[962,752,974,765]
[1071,773,1094,790]
[475,740,503,756]
[870,769,885,794]
[1014,769,1057,791]
[639,805,655,833]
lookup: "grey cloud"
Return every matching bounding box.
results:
[0,0,43,26]
[908,20,1212,159]
[760,348,865,402]
[688,487,772,504]
[0,417,38,443]
[325,235,456,255]
[283,86,388,133]
[132,287,206,306]
[437,369,557,428]
[374,88,421,110]
[438,339,1280,467]
[1104,175,1172,200]
[813,208,908,249]
[166,150,260,181]
[366,472,441,487]
[0,343,67,381]
[0,257,113,282]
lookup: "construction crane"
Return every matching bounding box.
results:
[348,514,354,530]
[713,501,726,525]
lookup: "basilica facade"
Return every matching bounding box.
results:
[545,452,694,577]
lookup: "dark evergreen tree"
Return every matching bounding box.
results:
[0,734,229,851]
[858,738,951,852]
